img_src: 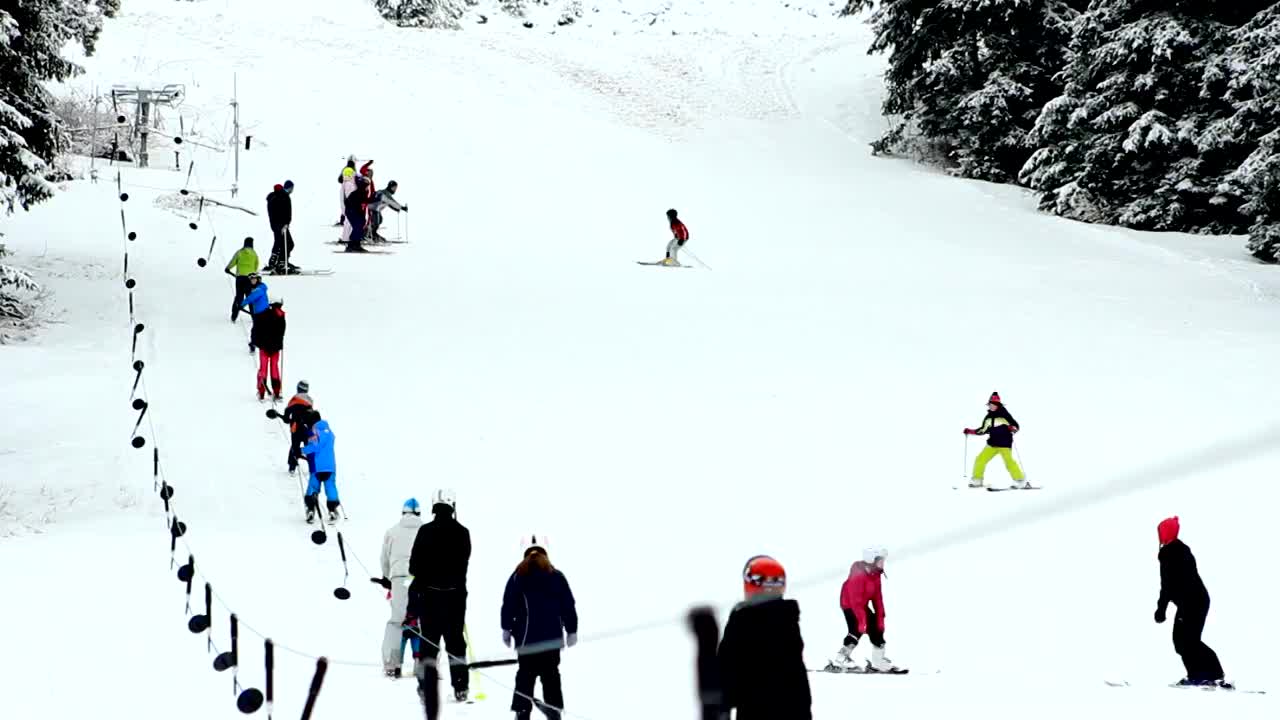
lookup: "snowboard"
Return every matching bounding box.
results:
[1105,680,1263,694]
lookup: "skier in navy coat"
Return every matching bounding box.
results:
[500,535,578,720]
[302,413,340,522]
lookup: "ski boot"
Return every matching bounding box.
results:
[661,257,679,266]
[869,644,896,672]
[968,478,984,488]
[454,688,468,703]
[824,643,856,672]
[386,667,401,679]
[271,379,283,402]
[344,243,369,253]
[306,508,316,524]
[1011,479,1030,489]
[327,500,341,522]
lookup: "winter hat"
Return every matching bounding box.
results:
[283,180,294,191]
[431,488,457,513]
[297,380,309,393]
[387,180,398,190]
[521,533,548,557]
[243,237,254,247]
[1158,516,1180,545]
[988,392,1002,406]
[402,498,421,515]
[742,555,786,598]
[342,167,355,178]
[666,208,678,220]
[273,184,283,192]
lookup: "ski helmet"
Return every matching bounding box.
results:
[403,498,421,515]
[342,166,355,178]
[521,534,548,557]
[283,180,294,192]
[862,547,888,566]
[297,380,309,393]
[269,295,283,307]
[742,555,786,598]
[432,488,456,512]
[666,208,678,219]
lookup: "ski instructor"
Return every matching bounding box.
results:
[408,489,472,703]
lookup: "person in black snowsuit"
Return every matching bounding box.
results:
[1155,516,1226,686]
[368,180,406,242]
[718,555,811,720]
[343,175,372,252]
[500,535,578,720]
[265,181,297,273]
[407,491,472,702]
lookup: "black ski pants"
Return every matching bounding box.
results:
[268,226,295,267]
[1173,602,1224,681]
[412,589,469,692]
[287,427,309,472]
[231,276,252,321]
[842,607,885,648]
[512,649,563,718]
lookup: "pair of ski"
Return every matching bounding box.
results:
[1105,680,1264,694]
[264,268,333,276]
[637,260,691,268]
[953,483,1043,492]
[815,661,908,675]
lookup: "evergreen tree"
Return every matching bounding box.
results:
[844,0,1087,182]
[1020,0,1269,232]
[1,0,117,213]
[1205,5,1280,260]
[374,0,471,29]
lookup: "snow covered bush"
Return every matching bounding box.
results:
[845,0,1088,183]
[1020,0,1271,232]
[374,0,472,29]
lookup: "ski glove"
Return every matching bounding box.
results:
[371,577,393,590]
[963,428,976,435]
[566,633,578,648]
[502,630,513,648]
[1154,607,1166,624]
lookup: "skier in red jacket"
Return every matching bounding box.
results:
[661,208,689,266]
[828,547,901,673]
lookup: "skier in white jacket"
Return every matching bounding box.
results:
[378,498,424,677]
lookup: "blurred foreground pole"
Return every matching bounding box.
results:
[689,606,723,720]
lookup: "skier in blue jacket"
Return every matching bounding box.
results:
[302,412,341,523]
[501,535,578,720]
[240,273,270,353]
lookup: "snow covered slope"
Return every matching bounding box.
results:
[1,0,1277,718]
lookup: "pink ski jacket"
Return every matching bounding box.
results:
[839,561,885,633]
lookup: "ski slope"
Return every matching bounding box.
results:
[1,0,1277,718]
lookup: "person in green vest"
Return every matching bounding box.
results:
[225,237,259,321]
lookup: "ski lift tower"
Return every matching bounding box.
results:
[111,84,185,168]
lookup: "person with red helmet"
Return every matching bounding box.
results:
[963,391,1027,488]
[717,555,811,720]
[1155,517,1228,687]
[828,547,902,673]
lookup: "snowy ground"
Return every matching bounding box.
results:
[1,0,1277,718]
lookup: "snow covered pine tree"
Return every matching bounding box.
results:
[843,0,1087,182]
[1020,0,1272,232]
[0,0,119,321]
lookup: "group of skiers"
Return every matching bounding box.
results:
[718,513,1228,719]
[377,492,578,718]
[337,156,407,252]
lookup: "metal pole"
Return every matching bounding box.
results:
[139,90,151,168]
[90,87,99,175]
[231,74,240,198]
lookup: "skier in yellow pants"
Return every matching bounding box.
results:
[963,392,1026,488]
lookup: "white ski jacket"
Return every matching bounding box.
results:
[381,514,423,579]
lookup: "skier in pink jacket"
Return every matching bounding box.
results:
[828,547,901,672]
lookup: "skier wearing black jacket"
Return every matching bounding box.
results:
[408,489,472,702]
[718,555,811,720]
[1155,516,1227,687]
[265,181,296,274]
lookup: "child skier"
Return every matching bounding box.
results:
[662,208,689,266]
[963,391,1027,488]
[829,547,901,673]
[302,411,341,522]
[500,534,578,720]
[379,498,424,678]
[280,380,314,473]
[717,555,811,720]
[368,180,406,242]
[344,175,373,252]
[224,238,258,322]
[250,297,286,400]
[1155,517,1228,687]
[239,272,270,354]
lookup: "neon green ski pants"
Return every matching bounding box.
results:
[972,446,1024,481]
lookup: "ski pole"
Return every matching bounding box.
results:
[684,247,711,270]
[962,436,969,480]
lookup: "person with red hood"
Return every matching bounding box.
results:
[661,208,690,266]
[717,555,811,720]
[1156,517,1228,687]
[829,547,901,673]
[964,391,1027,489]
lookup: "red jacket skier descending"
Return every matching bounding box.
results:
[828,548,900,672]
[840,560,885,634]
